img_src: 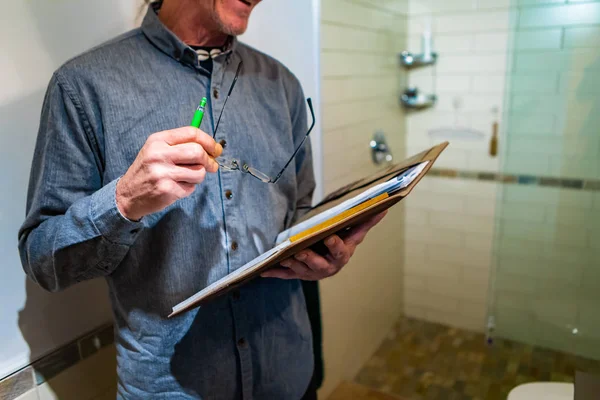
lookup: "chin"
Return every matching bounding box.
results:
[222,19,249,36]
[215,0,259,36]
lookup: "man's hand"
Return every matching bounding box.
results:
[261,211,388,281]
[116,127,222,221]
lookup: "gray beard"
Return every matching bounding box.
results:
[209,0,245,36]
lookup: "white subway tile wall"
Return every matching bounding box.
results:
[403,0,600,361]
[319,0,410,396]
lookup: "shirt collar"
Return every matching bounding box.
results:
[141,2,238,68]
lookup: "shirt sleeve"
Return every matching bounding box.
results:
[18,71,143,292]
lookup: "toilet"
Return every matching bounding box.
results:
[507,382,574,400]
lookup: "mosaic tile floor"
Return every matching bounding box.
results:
[327,381,406,400]
[354,316,600,400]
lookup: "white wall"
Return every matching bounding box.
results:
[1,0,323,386]
[0,0,140,379]
[240,0,323,201]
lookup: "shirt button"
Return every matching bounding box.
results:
[232,290,241,300]
[231,241,238,251]
[225,190,233,200]
[237,338,247,347]
[219,139,227,148]
[213,88,219,99]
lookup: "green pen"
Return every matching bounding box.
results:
[190,97,207,128]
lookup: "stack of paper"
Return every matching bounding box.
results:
[170,161,430,316]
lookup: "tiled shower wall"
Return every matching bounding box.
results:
[321,0,409,193]
[402,0,512,333]
[318,0,409,396]
[401,0,600,360]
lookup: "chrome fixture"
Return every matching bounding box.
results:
[370,131,393,165]
[400,88,436,110]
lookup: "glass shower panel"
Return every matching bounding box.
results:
[489,1,600,360]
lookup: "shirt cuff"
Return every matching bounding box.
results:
[90,178,144,245]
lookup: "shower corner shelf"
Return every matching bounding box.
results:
[399,51,438,69]
[400,88,436,110]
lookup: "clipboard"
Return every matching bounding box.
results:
[169,142,448,317]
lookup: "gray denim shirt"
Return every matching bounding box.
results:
[18,5,315,399]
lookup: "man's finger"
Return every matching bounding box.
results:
[280,258,312,278]
[261,268,300,280]
[170,165,207,184]
[156,127,223,157]
[322,235,347,261]
[295,249,331,273]
[166,143,218,172]
[344,210,388,246]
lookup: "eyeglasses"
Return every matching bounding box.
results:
[210,61,316,184]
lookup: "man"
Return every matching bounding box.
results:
[18,0,386,398]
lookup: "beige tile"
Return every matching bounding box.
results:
[426,176,498,198]
[495,272,537,296]
[321,24,390,53]
[515,29,562,50]
[519,2,600,28]
[559,70,600,95]
[465,232,494,254]
[403,190,466,213]
[495,236,544,259]
[495,255,541,278]
[550,156,600,180]
[564,26,600,48]
[321,51,397,78]
[476,0,513,9]
[421,259,463,281]
[425,274,461,298]
[423,309,461,327]
[429,147,470,169]
[516,0,565,5]
[437,54,508,74]
[403,208,429,225]
[467,154,501,172]
[474,32,509,52]
[502,185,594,208]
[422,292,461,313]
[322,96,397,130]
[404,274,427,291]
[435,10,515,34]
[351,0,410,16]
[472,74,506,93]
[322,0,406,33]
[435,92,503,111]
[322,75,397,104]
[431,34,474,53]
[515,49,600,72]
[428,211,495,235]
[456,302,487,332]
[403,303,428,319]
[499,202,546,223]
[509,136,599,158]
[506,112,555,136]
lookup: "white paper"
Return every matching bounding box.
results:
[276,161,429,244]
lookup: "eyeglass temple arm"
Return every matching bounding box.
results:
[213,61,244,138]
[271,98,315,184]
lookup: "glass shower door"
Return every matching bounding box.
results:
[488,0,600,361]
